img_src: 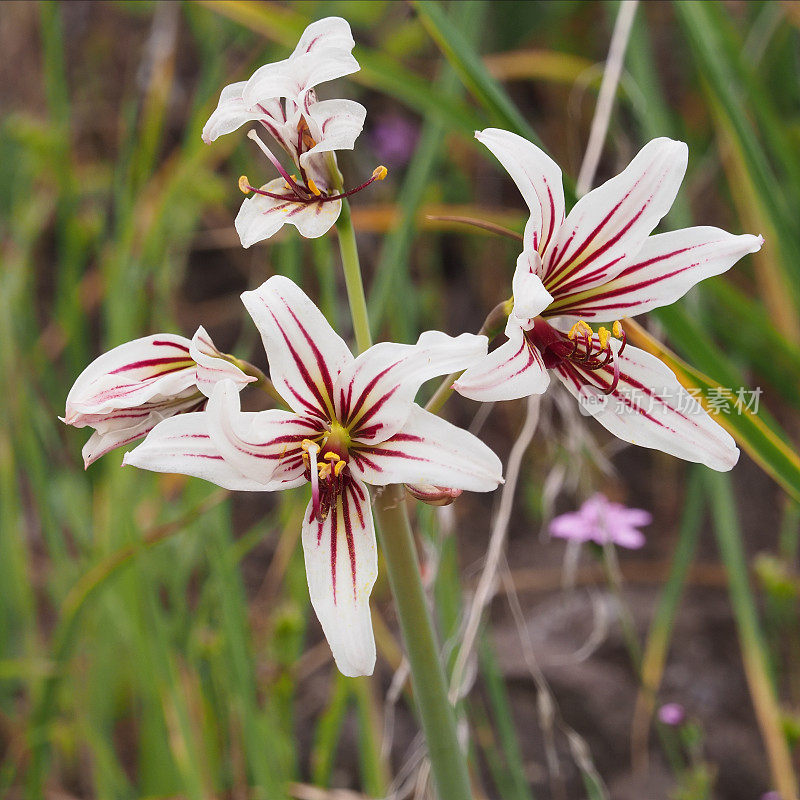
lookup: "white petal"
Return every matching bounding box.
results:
[555,342,739,471]
[542,138,688,297]
[241,275,352,419]
[202,81,261,143]
[205,380,318,486]
[81,397,202,467]
[299,99,367,168]
[301,475,377,677]
[453,319,550,402]
[235,178,342,246]
[349,405,503,492]
[511,249,554,323]
[243,17,359,108]
[122,412,285,491]
[190,326,256,398]
[548,227,764,323]
[64,334,196,421]
[335,331,488,444]
[475,128,565,256]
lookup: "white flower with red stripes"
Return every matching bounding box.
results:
[62,327,254,468]
[123,276,503,677]
[202,16,384,246]
[455,129,763,471]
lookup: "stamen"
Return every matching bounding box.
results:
[334,460,347,477]
[238,175,251,194]
[323,452,340,462]
[598,326,610,351]
[307,177,322,196]
[302,439,321,517]
[317,166,389,203]
[247,129,308,198]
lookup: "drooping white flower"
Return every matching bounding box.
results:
[62,327,254,467]
[455,129,763,471]
[124,276,503,676]
[202,17,382,245]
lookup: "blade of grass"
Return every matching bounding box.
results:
[705,470,798,799]
[411,0,577,203]
[368,0,487,341]
[631,475,704,772]
[626,319,800,504]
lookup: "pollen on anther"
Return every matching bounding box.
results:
[307,177,322,196]
[238,175,251,194]
[613,320,623,338]
[598,326,610,350]
[373,165,388,181]
[334,460,347,477]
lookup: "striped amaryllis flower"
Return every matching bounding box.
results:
[202,17,382,246]
[62,327,254,468]
[124,276,503,677]
[454,129,763,472]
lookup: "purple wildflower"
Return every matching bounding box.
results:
[657,702,686,726]
[370,114,419,166]
[549,493,652,550]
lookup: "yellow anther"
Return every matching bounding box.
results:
[373,165,388,181]
[334,460,347,477]
[238,175,251,194]
[598,326,610,350]
[318,462,332,479]
[307,177,322,196]
[301,439,320,453]
[613,320,623,338]
[568,320,594,340]
[323,451,340,462]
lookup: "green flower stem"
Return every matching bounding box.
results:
[334,197,472,800]
[374,485,473,800]
[335,199,372,354]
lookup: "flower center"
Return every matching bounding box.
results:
[301,423,352,521]
[528,317,627,395]
[241,129,387,206]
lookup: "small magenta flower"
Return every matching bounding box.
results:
[62,327,254,467]
[549,493,651,549]
[202,17,386,245]
[454,129,763,471]
[123,276,503,676]
[658,702,686,726]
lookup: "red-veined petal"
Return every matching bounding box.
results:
[542,138,687,297]
[475,128,565,256]
[555,342,739,471]
[242,17,359,109]
[336,331,487,444]
[190,326,256,398]
[122,412,292,491]
[241,276,352,420]
[205,380,317,486]
[80,396,203,468]
[235,178,342,247]
[64,334,196,421]
[349,404,503,492]
[301,474,377,677]
[547,227,763,323]
[453,320,550,402]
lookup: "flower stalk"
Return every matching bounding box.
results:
[336,198,373,354]
[374,485,473,800]
[335,198,473,799]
